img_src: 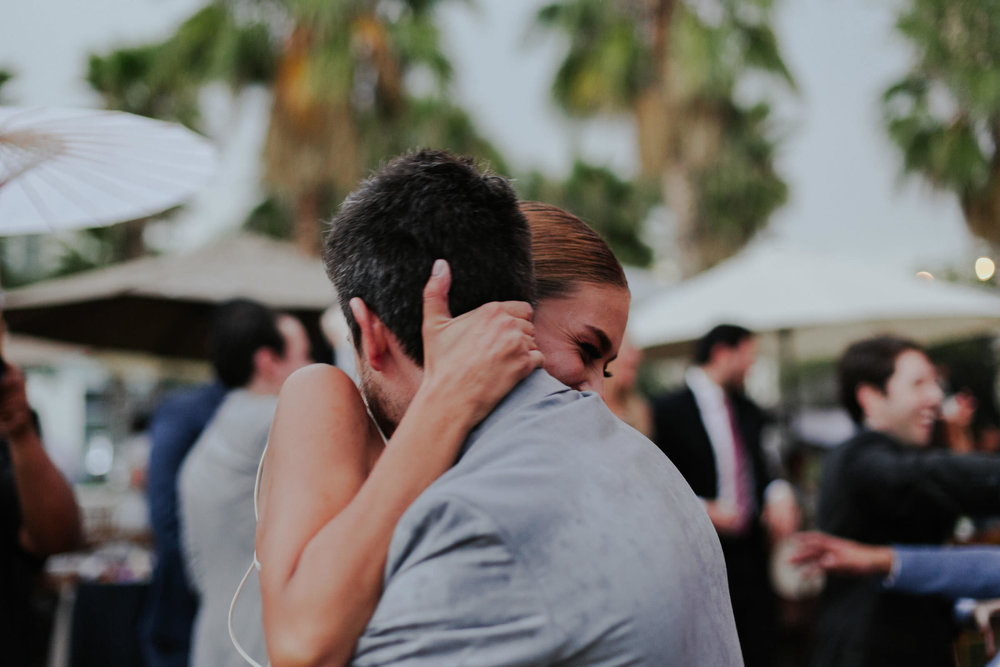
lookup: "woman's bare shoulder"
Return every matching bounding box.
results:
[279,364,365,411]
[272,364,379,465]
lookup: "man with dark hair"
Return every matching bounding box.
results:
[814,334,1000,667]
[652,323,799,667]
[328,149,536,366]
[326,150,741,664]
[178,299,311,667]
[209,299,292,388]
[836,334,925,427]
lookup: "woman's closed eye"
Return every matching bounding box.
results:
[579,341,602,362]
[578,341,614,378]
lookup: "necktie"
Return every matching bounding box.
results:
[724,395,755,532]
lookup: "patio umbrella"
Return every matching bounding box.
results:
[631,243,1000,361]
[2,233,336,360]
[0,106,216,234]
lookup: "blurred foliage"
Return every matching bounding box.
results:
[535,0,793,276]
[534,0,645,115]
[78,0,652,270]
[86,0,504,256]
[694,100,788,262]
[243,196,298,240]
[883,0,1000,247]
[87,4,279,128]
[361,97,510,176]
[0,68,13,101]
[517,160,657,267]
[50,223,153,278]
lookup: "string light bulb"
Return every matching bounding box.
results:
[974,257,996,281]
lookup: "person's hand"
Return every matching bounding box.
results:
[418,259,544,427]
[762,484,800,543]
[0,364,36,444]
[972,599,1000,656]
[788,531,894,577]
[942,390,977,430]
[704,500,749,536]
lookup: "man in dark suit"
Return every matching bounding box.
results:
[813,335,1000,667]
[653,324,799,667]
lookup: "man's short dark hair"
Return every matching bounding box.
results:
[693,324,754,366]
[324,149,536,365]
[209,298,286,389]
[838,334,925,424]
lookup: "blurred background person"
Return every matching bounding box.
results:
[178,300,311,667]
[813,335,1000,667]
[792,532,1000,665]
[141,310,231,667]
[603,335,653,437]
[940,389,978,453]
[652,323,799,667]
[0,358,82,666]
[793,531,1000,600]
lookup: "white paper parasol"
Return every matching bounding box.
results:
[0,106,217,235]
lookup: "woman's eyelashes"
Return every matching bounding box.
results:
[579,341,614,377]
[578,341,602,362]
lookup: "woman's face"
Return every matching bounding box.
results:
[533,283,630,398]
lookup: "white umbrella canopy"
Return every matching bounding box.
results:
[0,106,217,235]
[2,232,336,359]
[631,243,1000,360]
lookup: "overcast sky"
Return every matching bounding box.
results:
[1,0,981,274]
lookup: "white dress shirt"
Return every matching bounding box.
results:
[685,366,746,516]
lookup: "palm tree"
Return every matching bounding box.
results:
[86,3,279,259]
[535,0,794,276]
[87,0,504,255]
[0,69,13,101]
[518,160,657,267]
[882,0,1000,252]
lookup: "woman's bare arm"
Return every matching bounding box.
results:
[257,261,542,666]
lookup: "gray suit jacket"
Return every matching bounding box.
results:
[352,370,742,666]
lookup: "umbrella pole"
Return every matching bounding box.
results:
[777,328,798,449]
[0,255,7,372]
[0,256,7,378]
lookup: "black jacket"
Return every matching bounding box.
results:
[652,384,778,667]
[652,385,772,509]
[815,429,1000,667]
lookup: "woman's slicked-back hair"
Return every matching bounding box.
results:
[519,201,627,301]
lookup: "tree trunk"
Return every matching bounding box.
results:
[122,218,147,260]
[661,161,701,277]
[293,189,322,256]
[264,26,362,256]
[639,0,725,277]
[962,165,1000,247]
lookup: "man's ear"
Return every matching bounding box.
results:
[708,342,728,368]
[349,297,390,371]
[856,383,884,416]
[252,346,280,381]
